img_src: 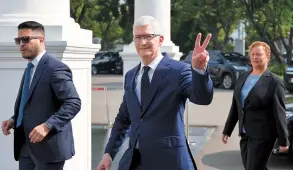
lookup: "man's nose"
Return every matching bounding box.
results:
[141,38,148,45]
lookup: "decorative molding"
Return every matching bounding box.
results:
[0,42,101,61]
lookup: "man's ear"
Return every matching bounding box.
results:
[159,36,164,45]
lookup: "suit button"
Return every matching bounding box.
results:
[140,119,143,122]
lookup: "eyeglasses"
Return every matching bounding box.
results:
[14,36,41,45]
[133,34,160,42]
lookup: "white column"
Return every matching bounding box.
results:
[120,0,182,77]
[0,0,100,170]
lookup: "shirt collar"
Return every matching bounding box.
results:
[140,53,164,73]
[30,50,46,67]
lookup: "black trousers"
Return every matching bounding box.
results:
[129,149,142,170]
[240,134,276,170]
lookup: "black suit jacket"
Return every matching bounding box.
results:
[13,52,81,163]
[223,69,289,146]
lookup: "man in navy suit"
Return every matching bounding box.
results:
[97,16,213,170]
[1,21,81,170]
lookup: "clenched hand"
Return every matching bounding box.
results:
[97,153,112,170]
[29,123,50,143]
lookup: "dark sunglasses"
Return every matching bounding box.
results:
[14,36,41,45]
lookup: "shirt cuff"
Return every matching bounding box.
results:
[45,121,54,130]
[193,67,206,75]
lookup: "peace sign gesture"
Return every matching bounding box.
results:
[192,33,212,70]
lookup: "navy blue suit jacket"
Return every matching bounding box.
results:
[105,54,213,169]
[12,52,81,163]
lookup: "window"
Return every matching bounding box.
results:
[208,50,222,62]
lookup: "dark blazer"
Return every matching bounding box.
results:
[104,54,214,169]
[12,52,81,163]
[223,69,289,146]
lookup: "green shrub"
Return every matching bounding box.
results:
[269,64,286,77]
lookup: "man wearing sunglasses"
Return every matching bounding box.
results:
[97,16,213,170]
[1,21,81,170]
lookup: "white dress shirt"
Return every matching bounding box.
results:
[135,54,164,104]
[29,50,46,87]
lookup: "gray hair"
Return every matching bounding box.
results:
[133,16,163,35]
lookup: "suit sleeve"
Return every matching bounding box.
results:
[180,64,213,105]
[104,73,131,160]
[272,80,289,146]
[222,95,239,136]
[46,63,81,132]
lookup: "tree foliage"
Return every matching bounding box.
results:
[171,0,242,53]
[70,0,123,50]
[70,0,293,63]
[243,0,293,64]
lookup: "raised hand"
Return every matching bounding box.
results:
[192,33,212,70]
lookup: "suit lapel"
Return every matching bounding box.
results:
[234,70,251,105]
[141,56,170,117]
[26,53,49,102]
[244,69,270,106]
[130,64,141,107]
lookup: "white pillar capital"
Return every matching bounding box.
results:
[0,0,92,45]
[0,0,70,24]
